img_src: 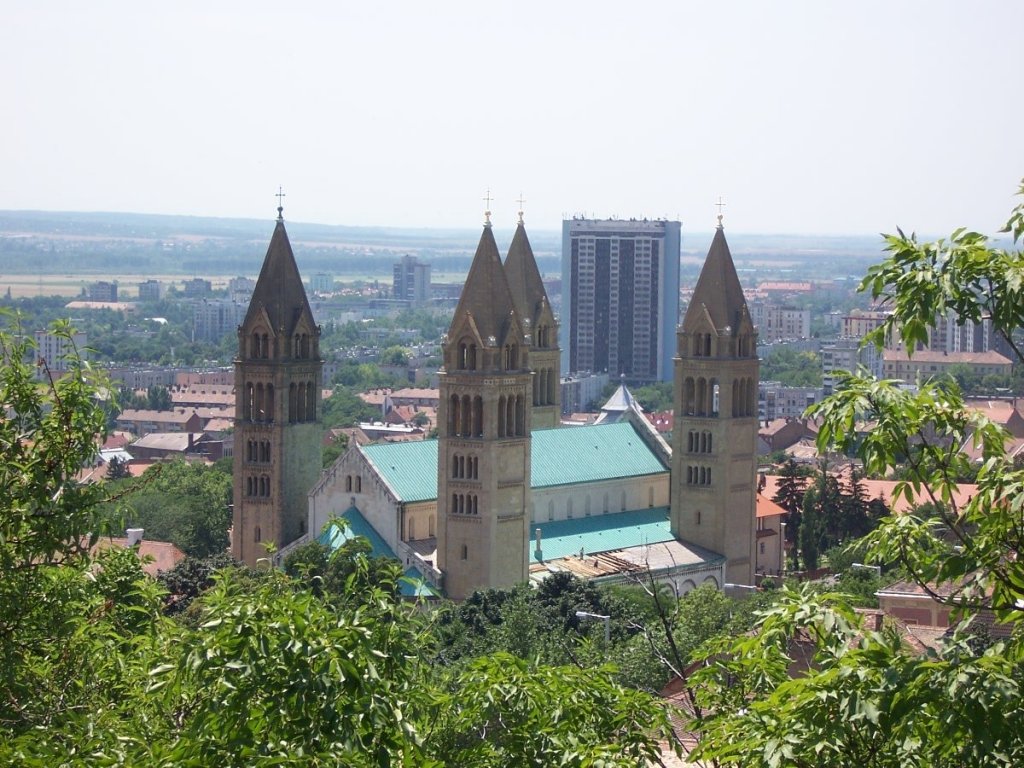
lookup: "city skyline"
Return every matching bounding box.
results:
[3,2,1023,236]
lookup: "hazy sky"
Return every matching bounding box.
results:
[4,1,1022,235]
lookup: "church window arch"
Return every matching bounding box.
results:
[585,495,591,516]
[534,369,542,406]
[603,493,609,513]
[497,395,506,437]
[254,526,261,543]
[566,498,574,519]
[706,432,712,453]
[648,487,654,507]
[346,475,352,492]
[461,394,472,437]
[306,382,315,421]
[428,515,435,537]
[515,395,525,435]
[473,396,483,437]
[461,544,468,560]
[355,475,361,493]
[458,342,468,370]
[620,490,627,512]
[747,377,756,416]
[684,378,695,416]
[251,333,261,359]
[407,517,415,541]
[696,378,707,416]
[449,394,460,436]
[547,500,555,521]
[301,334,309,359]
[704,334,712,357]
[711,379,720,416]
[261,334,269,359]
[548,367,556,405]
[451,494,458,515]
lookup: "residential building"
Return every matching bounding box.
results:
[138,279,164,301]
[193,298,247,342]
[183,278,212,297]
[88,281,118,302]
[881,349,1012,386]
[33,329,87,381]
[821,337,881,394]
[759,381,822,420]
[748,300,811,343]
[560,218,681,382]
[393,255,431,305]
[310,273,334,294]
[560,372,610,415]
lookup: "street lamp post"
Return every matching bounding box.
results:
[575,610,611,644]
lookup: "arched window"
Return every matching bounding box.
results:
[346,475,352,492]
[261,334,269,359]
[473,396,483,437]
[461,394,472,437]
[407,517,416,541]
[497,395,506,437]
[355,476,361,493]
[449,394,460,436]
[684,378,695,415]
[306,382,315,422]
[254,526,261,543]
[428,515,435,537]
[458,343,468,370]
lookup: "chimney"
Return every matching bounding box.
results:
[126,528,144,547]
[534,527,543,561]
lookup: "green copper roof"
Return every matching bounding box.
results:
[531,506,674,560]
[531,422,666,488]
[362,439,439,503]
[359,422,668,504]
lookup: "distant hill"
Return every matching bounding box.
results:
[0,210,885,279]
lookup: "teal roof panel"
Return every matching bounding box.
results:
[362,439,439,503]
[531,506,675,561]
[358,422,668,504]
[531,422,667,488]
[319,505,397,560]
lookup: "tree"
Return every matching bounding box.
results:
[117,459,232,557]
[689,181,1024,766]
[146,384,172,411]
[772,458,807,567]
[105,454,131,480]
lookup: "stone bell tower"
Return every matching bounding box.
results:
[232,201,322,566]
[670,219,758,585]
[436,208,532,600]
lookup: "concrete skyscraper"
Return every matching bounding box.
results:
[560,218,681,383]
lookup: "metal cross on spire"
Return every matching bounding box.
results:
[516,192,526,225]
[276,186,286,221]
[483,188,493,227]
[715,196,726,229]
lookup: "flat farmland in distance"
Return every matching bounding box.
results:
[0,274,247,299]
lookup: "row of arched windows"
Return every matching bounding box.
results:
[243,382,274,422]
[455,340,522,371]
[686,465,712,486]
[452,454,479,479]
[731,377,756,417]
[533,367,557,407]
[448,394,484,438]
[292,333,311,359]
[682,377,718,417]
[288,382,317,423]
[686,430,713,454]
[246,475,271,497]
[344,475,362,493]
[250,333,270,360]
[451,493,479,515]
[498,394,526,437]
[246,439,271,463]
[689,333,754,358]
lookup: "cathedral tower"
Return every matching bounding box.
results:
[670,221,758,585]
[504,209,561,429]
[232,204,322,567]
[436,213,532,600]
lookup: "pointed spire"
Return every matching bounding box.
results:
[450,224,518,346]
[243,217,315,336]
[504,215,550,330]
[682,226,749,334]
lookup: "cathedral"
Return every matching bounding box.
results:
[234,202,758,597]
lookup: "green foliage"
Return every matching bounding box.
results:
[426,653,680,767]
[321,387,381,428]
[692,181,1024,766]
[379,344,411,366]
[118,459,232,557]
[760,347,823,387]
